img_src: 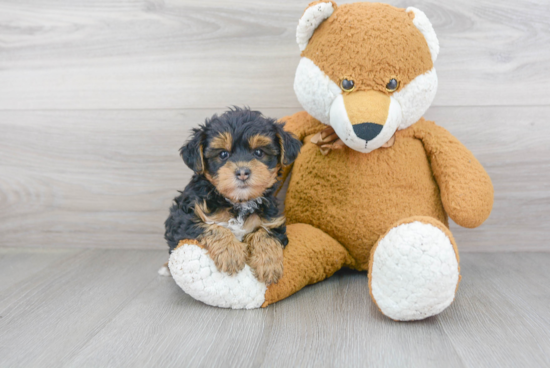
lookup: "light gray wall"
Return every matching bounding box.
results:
[0,0,548,251]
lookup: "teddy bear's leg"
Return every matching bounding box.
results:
[168,224,352,309]
[262,223,354,307]
[368,216,460,321]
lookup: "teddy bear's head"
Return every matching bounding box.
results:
[294,1,439,153]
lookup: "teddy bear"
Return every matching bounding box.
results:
[167,1,494,321]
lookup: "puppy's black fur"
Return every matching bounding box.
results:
[164,107,301,253]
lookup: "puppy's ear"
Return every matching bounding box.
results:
[180,127,206,173]
[274,122,302,166]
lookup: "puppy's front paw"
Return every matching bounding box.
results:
[250,253,283,285]
[206,237,248,275]
[245,229,284,285]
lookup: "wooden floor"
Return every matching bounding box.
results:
[0,248,549,368]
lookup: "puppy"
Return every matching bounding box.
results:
[163,107,301,285]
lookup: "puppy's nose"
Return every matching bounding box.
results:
[235,167,251,181]
[352,122,383,141]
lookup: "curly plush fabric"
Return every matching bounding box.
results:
[411,120,494,228]
[407,7,439,63]
[169,241,266,309]
[368,217,460,321]
[302,2,433,94]
[294,57,341,125]
[263,223,354,306]
[296,1,336,51]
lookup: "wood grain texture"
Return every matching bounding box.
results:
[439,253,550,367]
[0,0,549,109]
[260,272,463,368]
[1,107,548,251]
[0,247,80,294]
[0,248,166,368]
[1,248,549,367]
[63,272,272,368]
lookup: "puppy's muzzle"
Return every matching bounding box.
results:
[235,167,251,182]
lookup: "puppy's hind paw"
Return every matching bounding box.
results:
[158,263,171,277]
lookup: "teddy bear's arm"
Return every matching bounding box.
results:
[279,111,327,142]
[276,111,327,192]
[414,119,494,228]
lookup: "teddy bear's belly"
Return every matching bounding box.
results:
[285,134,447,270]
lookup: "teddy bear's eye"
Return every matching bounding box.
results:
[386,78,399,92]
[340,79,355,92]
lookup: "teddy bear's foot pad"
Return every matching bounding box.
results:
[369,221,459,321]
[169,244,266,309]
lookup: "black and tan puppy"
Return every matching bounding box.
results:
[164,107,301,284]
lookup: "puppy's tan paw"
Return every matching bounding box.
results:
[245,229,284,285]
[199,226,248,275]
[250,254,284,285]
[206,237,247,275]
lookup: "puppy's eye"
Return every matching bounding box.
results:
[253,149,264,158]
[386,78,399,92]
[340,79,355,92]
[219,151,229,160]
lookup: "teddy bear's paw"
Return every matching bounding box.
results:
[369,221,460,321]
[168,243,267,309]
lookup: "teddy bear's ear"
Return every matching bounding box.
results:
[296,1,337,52]
[406,7,439,63]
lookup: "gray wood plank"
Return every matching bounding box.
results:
[1,249,549,368]
[62,265,464,368]
[0,0,548,109]
[481,253,550,328]
[260,272,464,368]
[439,253,550,367]
[54,252,550,368]
[62,274,272,368]
[1,106,548,251]
[0,247,80,294]
[0,248,166,368]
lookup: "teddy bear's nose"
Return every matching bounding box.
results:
[353,123,383,141]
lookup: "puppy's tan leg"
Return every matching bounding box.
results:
[198,225,247,275]
[245,228,284,285]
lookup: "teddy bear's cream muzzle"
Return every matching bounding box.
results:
[329,91,402,153]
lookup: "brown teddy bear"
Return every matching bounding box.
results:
[167,1,494,321]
